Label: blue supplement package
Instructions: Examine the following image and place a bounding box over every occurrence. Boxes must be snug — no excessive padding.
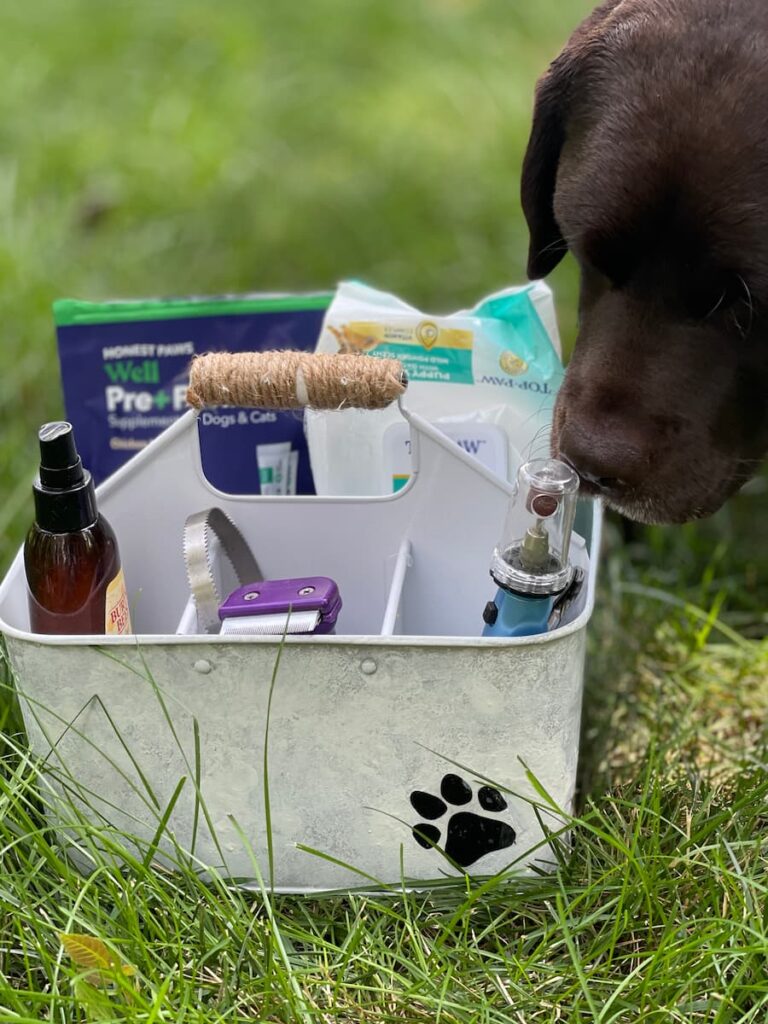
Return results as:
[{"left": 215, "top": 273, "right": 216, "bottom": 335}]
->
[{"left": 53, "top": 293, "right": 332, "bottom": 494}]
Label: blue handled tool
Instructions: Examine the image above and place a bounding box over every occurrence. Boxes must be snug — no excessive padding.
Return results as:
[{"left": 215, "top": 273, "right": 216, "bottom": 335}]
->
[{"left": 482, "top": 459, "right": 580, "bottom": 639}]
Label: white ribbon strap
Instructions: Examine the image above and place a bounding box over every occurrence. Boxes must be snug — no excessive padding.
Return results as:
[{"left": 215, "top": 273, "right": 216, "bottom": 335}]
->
[{"left": 183, "top": 507, "right": 262, "bottom": 634}]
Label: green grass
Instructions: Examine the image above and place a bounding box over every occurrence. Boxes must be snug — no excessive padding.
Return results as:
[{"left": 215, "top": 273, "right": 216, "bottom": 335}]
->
[
  {"left": 0, "top": 1, "right": 767, "bottom": 1021},
  {"left": 0, "top": 612, "right": 766, "bottom": 1022}
]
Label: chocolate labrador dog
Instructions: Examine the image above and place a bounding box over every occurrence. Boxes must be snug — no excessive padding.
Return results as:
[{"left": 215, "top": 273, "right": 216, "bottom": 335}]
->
[{"left": 522, "top": 0, "right": 768, "bottom": 523}]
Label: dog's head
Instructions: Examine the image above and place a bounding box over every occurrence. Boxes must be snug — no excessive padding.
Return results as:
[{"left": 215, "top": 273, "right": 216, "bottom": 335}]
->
[{"left": 522, "top": 0, "right": 768, "bottom": 523}]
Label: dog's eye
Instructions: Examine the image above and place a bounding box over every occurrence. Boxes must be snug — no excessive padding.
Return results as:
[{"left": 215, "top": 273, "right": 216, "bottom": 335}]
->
[{"left": 690, "top": 273, "right": 746, "bottom": 321}]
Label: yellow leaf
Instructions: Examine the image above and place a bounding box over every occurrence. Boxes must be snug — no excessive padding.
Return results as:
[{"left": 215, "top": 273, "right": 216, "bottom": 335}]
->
[
  {"left": 60, "top": 932, "right": 138, "bottom": 997},
  {"left": 59, "top": 933, "right": 115, "bottom": 971}
]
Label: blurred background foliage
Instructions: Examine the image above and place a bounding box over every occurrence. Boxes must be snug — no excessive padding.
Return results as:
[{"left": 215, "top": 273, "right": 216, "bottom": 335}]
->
[{"left": 0, "top": 0, "right": 766, "bottom": 632}]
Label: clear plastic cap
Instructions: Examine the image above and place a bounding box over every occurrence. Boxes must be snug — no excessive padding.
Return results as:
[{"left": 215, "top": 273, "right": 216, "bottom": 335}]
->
[{"left": 490, "top": 458, "right": 579, "bottom": 596}]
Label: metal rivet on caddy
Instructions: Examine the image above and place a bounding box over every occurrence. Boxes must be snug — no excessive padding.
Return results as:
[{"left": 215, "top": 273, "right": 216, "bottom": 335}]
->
[
  {"left": 244, "top": 592, "right": 260, "bottom": 601},
  {"left": 360, "top": 659, "right": 377, "bottom": 676},
  {"left": 194, "top": 659, "right": 213, "bottom": 675},
  {"left": 298, "top": 586, "right": 316, "bottom": 596}
]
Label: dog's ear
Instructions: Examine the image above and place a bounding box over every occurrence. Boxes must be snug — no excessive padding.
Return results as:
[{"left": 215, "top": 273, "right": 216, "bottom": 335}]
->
[
  {"left": 521, "top": 58, "right": 575, "bottom": 280},
  {"left": 522, "top": 1, "right": 624, "bottom": 278}
]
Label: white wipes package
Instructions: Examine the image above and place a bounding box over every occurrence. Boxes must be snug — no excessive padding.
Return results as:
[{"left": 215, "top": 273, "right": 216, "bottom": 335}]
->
[{"left": 305, "top": 281, "right": 564, "bottom": 495}]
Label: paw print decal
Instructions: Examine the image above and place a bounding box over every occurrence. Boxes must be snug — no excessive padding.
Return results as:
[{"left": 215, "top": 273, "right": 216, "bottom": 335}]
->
[{"left": 410, "top": 773, "right": 516, "bottom": 868}]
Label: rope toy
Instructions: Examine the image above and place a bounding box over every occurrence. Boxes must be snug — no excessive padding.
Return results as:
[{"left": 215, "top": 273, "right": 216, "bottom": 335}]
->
[{"left": 187, "top": 351, "right": 407, "bottom": 411}]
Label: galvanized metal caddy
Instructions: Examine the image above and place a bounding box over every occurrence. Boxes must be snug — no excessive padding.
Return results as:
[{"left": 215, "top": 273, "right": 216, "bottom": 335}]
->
[{"left": 0, "top": 390, "right": 601, "bottom": 892}]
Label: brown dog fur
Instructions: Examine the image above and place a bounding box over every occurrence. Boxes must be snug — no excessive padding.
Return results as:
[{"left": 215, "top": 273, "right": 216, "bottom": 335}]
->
[{"left": 522, "top": 0, "right": 768, "bottom": 523}]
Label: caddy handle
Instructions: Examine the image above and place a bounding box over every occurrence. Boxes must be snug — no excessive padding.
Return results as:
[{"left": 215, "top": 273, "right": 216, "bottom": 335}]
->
[{"left": 186, "top": 351, "right": 407, "bottom": 412}]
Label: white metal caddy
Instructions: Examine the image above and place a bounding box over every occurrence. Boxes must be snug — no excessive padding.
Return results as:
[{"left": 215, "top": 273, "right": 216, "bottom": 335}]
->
[{"left": 0, "top": 353, "right": 601, "bottom": 892}]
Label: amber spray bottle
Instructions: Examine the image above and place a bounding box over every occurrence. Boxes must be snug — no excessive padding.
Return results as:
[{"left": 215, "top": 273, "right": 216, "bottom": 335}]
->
[{"left": 24, "top": 422, "right": 132, "bottom": 635}]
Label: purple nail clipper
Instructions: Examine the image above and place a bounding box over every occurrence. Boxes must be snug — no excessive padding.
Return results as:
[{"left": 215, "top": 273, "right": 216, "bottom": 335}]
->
[{"left": 218, "top": 577, "right": 342, "bottom": 635}]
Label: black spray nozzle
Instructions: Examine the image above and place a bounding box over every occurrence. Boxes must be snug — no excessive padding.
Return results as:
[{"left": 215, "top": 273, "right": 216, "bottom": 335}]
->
[
  {"left": 38, "top": 422, "right": 86, "bottom": 490},
  {"left": 32, "top": 421, "right": 97, "bottom": 532}
]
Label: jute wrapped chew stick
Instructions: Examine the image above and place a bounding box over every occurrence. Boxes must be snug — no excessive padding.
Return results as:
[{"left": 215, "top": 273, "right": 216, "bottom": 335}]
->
[{"left": 186, "top": 351, "right": 407, "bottom": 411}]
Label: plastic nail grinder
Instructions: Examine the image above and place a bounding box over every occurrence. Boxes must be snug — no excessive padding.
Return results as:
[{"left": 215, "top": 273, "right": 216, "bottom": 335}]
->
[
  {"left": 218, "top": 577, "right": 342, "bottom": 636},
  {"left": 482, "top": 459, "right": 581, "bottom": 638}
]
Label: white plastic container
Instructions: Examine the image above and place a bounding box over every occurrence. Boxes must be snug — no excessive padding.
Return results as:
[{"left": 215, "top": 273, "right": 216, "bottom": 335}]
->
[{"left": 0, "top": 405, "right": 601, "bottom": 892}]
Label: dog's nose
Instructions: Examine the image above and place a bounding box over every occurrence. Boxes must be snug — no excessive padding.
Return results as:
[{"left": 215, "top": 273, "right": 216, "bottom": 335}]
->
[{"left": 558, "top": 417, "right": 652, "bottom": 494}]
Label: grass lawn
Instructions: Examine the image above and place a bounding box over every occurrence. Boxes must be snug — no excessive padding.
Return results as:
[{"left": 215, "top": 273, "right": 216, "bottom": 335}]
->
[{"left": 0, "top": 1, "right": 767, "bottom": 1020}]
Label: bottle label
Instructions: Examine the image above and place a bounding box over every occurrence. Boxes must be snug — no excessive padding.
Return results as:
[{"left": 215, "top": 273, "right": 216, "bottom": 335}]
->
[{"left": 105, "top": 568, "right": 132, "bottom": 635}]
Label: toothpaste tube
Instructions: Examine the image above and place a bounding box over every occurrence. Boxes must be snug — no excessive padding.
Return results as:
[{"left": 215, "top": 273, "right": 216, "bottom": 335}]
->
[{"left": 256, "top": 441, "right": 293, "bottom": 495}]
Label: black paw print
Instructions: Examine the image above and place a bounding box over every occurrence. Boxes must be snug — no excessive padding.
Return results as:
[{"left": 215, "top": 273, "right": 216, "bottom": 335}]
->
[{"left": 410, "top": 773, "right": 516, "bottom": 868}]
